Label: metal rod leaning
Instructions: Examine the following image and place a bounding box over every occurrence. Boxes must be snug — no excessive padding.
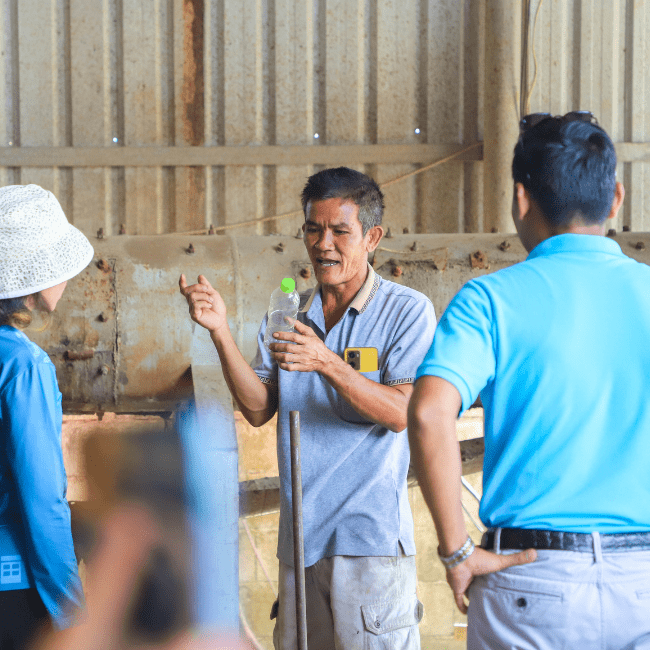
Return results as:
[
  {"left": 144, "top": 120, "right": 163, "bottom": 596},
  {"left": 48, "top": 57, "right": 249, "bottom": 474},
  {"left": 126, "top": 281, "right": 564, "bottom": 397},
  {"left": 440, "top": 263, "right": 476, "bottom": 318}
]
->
[{"left": 290, "top": 410, "right": 308, "bottom": 650}]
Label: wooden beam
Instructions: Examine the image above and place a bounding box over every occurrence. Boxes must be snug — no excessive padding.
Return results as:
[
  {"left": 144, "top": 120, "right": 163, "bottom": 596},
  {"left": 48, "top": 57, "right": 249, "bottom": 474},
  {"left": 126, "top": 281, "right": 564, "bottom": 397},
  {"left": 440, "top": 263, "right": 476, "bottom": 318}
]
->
[
  {"left": 1, "top": 142, "right": 648, "bottom": 168},
  {"left": 0, "top": 143, "right": 483, "bottom": 167}
]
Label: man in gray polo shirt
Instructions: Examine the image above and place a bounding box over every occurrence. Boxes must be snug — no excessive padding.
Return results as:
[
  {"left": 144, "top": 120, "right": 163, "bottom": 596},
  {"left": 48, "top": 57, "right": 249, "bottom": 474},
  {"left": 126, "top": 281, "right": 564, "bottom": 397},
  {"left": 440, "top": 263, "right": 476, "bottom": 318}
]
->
[{"left": 179, "top": 167, "right": 435, "bottom": 649}]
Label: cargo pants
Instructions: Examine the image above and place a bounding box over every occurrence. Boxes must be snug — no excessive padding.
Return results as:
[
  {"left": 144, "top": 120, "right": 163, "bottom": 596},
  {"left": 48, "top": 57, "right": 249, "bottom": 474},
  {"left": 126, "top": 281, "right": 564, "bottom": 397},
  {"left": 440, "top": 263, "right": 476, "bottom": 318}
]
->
[{"left": 273, "top": 553, "right": 423, "bottom": 650}]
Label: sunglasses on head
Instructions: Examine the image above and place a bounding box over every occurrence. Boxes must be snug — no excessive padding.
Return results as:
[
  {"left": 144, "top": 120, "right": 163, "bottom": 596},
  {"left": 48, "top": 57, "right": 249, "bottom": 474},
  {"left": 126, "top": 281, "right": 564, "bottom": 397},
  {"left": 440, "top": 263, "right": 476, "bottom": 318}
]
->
[{"left": 519, "top": 111, "right": 598, "bottom": 133}]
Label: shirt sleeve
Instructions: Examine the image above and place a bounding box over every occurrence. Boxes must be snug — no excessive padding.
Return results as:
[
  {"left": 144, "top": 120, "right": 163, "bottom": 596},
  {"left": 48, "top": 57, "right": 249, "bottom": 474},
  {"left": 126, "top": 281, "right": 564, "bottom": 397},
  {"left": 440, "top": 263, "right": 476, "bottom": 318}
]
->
[
  {"left": 250, "top": 313, "right": 278, "bottom": 385},
  {"left": 383, "top": 297, "right": 437, "bottom": 387},
  {"left": 415, "top": 280, "right": 496, "bottom": 414},
  {"left": 2, "top": 362, "right": 85, "bottom": 629}
]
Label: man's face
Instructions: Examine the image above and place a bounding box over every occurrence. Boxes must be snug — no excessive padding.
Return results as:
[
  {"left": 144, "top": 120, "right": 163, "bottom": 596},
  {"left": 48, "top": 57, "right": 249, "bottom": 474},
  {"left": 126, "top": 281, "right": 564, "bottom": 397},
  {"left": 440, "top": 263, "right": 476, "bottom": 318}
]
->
[{"left": 303, "top": 197, "right": 372, "bottom": 288}]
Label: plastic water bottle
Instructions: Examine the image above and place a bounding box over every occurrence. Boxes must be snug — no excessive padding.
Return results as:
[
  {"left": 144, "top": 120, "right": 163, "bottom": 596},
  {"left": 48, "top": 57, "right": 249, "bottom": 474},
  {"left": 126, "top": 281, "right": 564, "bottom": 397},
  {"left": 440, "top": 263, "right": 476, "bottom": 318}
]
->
[{"left": 264, "top": 277, "right": 300, "bottom": 350}]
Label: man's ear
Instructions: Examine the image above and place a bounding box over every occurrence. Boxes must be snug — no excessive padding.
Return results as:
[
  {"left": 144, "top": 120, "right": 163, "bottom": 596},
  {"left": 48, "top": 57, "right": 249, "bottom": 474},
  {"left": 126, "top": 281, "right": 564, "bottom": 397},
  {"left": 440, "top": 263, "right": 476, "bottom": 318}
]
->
[
  {"left": 515, "top": 183, "right": 531, "bottom": 223},
  {"left": 607, "top": 181, "right": 625, "bottom": 221},
  {"left": 366, "top": 225, "right": 384, "bottom": 252}
]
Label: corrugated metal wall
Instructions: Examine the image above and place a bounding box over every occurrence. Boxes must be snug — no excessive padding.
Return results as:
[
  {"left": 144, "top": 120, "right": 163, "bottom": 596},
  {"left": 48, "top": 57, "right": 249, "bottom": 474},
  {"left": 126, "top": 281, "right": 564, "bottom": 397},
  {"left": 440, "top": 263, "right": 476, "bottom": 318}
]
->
[
  {"left": 0, "top": 0, "right": 648, "bottom": 238},
  {"left": 524, "top": 0, "right": 650, "bottom": 232}
]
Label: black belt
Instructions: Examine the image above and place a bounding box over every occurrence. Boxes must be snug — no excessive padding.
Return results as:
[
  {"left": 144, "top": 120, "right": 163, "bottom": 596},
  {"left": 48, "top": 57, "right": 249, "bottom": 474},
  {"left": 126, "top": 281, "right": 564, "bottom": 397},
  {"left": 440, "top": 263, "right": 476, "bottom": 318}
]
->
[{"left": 481, "top": 528, "right": 650, "bottom": 553}]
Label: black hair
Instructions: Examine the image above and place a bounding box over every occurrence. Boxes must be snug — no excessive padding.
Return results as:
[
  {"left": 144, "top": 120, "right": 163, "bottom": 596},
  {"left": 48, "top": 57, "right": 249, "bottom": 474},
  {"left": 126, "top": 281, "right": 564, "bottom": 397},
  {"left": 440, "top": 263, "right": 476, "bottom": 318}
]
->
[
  {"left": 512, "top": 119, "right": 617, "bottom": 226},
  {"left": 300, "top": 167, "right": 384, "bottom": 236},
  {"left": 0, "top": 297, "right": 31, "bottom": 329}
]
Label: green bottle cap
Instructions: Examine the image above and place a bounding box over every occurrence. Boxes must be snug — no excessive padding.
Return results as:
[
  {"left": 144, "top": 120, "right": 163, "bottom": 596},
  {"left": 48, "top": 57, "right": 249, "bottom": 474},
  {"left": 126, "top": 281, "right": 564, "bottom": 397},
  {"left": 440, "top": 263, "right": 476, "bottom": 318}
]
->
[{"left": 280, "top": 277, "right": 295, "bottom": 293}]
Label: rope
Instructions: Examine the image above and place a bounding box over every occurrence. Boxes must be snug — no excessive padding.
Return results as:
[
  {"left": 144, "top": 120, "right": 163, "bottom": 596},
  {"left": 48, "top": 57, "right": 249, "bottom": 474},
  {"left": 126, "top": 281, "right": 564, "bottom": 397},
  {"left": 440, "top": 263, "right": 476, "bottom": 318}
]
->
[
  {"left": 178, "top": 208, "right": 304, "bottom": 236},
  {"left": 378, "top": 142, "right": 481, "bottom": 188},
  {"left": 171, "top": 142, "right": 482, "bottom": 236}
]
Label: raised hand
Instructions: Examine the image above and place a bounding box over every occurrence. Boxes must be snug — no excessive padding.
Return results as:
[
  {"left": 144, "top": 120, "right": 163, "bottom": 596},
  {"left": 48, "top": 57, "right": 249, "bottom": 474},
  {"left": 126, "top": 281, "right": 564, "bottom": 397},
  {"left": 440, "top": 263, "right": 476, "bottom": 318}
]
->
[{"left": 178, "top": 274, "right": 228, "bottom": 335}]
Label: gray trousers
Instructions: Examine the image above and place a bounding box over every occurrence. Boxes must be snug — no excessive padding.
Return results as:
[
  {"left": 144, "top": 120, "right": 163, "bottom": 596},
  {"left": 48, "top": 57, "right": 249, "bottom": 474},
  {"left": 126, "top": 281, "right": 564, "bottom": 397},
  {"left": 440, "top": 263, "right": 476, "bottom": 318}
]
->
[
  {"left": 273, "top": 554, "right": 423, "bottom": 650},
  {"left": 467, "top": 531, "right": 650, "bottom": 650}
]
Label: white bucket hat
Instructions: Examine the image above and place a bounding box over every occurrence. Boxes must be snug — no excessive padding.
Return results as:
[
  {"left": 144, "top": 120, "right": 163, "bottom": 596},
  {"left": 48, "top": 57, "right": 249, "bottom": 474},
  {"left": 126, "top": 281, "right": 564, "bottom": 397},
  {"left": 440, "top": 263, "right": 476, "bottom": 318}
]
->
[{"left": 0, "top": 184, "right": 95, "bottom": 299}]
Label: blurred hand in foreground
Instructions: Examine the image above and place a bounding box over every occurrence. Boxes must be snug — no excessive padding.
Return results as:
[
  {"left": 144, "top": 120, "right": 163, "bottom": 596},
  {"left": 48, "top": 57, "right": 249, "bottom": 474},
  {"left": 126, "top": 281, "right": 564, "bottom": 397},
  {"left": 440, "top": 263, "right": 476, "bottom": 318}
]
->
[{"left": 34, "top": 504, "right": 245, "bottom": 650}]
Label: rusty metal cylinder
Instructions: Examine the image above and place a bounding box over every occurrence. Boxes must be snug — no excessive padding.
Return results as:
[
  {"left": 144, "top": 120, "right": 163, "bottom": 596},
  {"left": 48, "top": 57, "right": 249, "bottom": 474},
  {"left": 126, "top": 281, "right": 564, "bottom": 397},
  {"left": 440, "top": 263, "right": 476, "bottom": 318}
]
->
[{"left": 25, "top": 232, "right": 650, "bottom": 414}]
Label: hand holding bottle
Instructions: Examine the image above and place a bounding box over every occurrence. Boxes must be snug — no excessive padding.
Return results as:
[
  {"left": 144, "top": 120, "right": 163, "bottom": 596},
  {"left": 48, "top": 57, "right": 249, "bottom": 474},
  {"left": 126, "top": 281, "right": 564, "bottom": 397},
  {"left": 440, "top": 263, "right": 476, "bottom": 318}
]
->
[{"left": 264, "top": 278, "right": 300, "bottom": 350}]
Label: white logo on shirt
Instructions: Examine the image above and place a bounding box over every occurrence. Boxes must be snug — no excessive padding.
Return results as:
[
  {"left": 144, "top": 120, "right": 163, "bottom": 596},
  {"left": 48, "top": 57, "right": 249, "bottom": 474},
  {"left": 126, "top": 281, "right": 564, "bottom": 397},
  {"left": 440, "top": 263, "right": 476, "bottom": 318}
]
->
[{"left": 1, "top": 555, "right": 22, "bottom": 584}]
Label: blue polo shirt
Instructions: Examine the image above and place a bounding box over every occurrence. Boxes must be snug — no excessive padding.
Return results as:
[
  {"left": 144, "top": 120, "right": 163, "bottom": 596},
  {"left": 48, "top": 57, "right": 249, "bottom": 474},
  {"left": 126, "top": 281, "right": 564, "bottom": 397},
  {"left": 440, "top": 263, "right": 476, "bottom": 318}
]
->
[
  {"left": 0, "top": 325, "right": 84, "bottom": 628},
  {"left": 252, "top": 265, "right": 436, "bottom": 567},
  {"left": 416, "top": 234, "right": 650, "bottom": 533}
]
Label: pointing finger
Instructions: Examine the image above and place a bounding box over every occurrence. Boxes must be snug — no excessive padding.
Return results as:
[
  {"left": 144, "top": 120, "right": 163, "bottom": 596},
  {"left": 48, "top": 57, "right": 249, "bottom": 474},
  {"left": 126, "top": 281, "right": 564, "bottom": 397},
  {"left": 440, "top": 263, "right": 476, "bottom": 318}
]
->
[{"left": 179, "top": 273, "right": 187, "bottom": 292}]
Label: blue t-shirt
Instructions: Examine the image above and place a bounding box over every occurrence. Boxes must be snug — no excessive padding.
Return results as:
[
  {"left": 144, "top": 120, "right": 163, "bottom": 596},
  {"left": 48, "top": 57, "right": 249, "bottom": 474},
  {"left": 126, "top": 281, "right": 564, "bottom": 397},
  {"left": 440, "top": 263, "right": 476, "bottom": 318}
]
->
[
  {"left": 252, "top": 265, "right": 436, "bottom": 567},
  {"left": 416, "top": 234, "right": 650, "bottom": 533},
  {"left": 0, "top": 325, "right": 84, "bottom": 628}
]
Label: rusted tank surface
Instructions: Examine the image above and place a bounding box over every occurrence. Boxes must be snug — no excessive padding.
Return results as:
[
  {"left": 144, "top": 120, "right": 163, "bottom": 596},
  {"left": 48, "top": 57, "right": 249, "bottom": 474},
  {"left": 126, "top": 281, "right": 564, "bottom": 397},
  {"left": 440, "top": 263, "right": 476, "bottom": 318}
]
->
[{"left": 26, "top": 232, "right": 650, "bottom": 414}]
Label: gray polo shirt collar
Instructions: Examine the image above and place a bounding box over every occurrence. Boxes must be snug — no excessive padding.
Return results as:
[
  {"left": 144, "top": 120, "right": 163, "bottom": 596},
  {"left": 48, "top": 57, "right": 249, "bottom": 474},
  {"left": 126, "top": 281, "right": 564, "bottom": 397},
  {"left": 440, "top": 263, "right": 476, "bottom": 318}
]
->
[{"left": 300, "top": 263, "right": 380, "bottom": 333}]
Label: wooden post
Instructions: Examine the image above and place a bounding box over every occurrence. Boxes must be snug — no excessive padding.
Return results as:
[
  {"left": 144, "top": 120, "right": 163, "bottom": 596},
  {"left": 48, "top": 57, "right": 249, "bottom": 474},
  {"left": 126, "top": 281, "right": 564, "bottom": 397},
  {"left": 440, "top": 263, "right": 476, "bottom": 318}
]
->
[{"left": 484, "top": 0, "right": 521, "bottom": 234}]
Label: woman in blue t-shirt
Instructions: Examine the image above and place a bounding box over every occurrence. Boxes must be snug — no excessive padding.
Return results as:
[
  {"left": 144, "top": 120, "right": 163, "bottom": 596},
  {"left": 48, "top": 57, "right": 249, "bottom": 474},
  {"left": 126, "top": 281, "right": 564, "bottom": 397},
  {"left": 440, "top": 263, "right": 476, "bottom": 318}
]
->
[{"left": 0, "top": 184, "right": 94, "bottom": 649}]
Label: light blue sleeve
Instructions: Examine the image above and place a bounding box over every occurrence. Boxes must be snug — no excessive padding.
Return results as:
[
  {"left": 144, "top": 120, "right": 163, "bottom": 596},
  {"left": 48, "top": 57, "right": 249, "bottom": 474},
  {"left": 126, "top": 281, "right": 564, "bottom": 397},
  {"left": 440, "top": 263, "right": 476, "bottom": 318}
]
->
[
  {"left": 383, "top": 297, "right": 437, "bottom": 386},
  {"left": 415, "top": 280, "right": 496, "bottom": 413},
  {"left": 250, "top": 313, "right": 278, "bottom": 385},
  {"left": 3, "top": 362, "right": 85, "bottom": 629}
]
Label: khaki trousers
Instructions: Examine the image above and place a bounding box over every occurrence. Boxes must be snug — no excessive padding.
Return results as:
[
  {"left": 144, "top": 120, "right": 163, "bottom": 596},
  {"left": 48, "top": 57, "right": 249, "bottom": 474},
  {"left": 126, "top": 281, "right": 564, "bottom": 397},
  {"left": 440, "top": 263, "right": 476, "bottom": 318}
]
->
[
  {"left": 468, "top": 537, "right": 650, "bottom": 650},
  {"left": 273, "top": 554, "right": 423, "bottom": 650}
]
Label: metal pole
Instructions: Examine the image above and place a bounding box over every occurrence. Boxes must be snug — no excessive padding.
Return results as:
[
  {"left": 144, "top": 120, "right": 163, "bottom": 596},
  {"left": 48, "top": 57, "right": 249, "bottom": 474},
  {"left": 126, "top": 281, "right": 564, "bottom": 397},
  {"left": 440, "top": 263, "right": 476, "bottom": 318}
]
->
[{"left": 290, "top": 410, "right": 308, "bottom": 650}]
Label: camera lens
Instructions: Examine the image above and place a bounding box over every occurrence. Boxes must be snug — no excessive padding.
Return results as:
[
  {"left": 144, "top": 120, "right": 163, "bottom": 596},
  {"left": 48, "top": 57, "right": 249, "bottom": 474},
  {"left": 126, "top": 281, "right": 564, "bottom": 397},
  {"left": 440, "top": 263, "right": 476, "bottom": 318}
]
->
[{"left": 348, "top": 351, "right": 357, "bottom": 358}]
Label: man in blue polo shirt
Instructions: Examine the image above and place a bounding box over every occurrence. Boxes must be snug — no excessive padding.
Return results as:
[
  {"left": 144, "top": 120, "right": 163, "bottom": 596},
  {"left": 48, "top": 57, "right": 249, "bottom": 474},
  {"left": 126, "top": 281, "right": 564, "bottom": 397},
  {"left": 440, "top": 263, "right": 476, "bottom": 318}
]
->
[
  {"left": 180, "top": 167, "right": 435, "bottom": 650},
  {"left": 408, "top": 113, "right": 650, "bottom": 649}
]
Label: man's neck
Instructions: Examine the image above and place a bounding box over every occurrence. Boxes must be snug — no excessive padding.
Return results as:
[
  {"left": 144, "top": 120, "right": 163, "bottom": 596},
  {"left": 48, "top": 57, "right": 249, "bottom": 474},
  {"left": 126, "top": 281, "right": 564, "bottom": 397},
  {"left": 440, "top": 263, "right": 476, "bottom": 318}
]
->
[
  {"left": 525, "top": 216, "right": 608, "bottom": 252},
  {"left": 320, "top": 265, "right": 369, "bottom": 330},
  {"left": 554, "top": 222, "right": 607, "bottom": 237}
]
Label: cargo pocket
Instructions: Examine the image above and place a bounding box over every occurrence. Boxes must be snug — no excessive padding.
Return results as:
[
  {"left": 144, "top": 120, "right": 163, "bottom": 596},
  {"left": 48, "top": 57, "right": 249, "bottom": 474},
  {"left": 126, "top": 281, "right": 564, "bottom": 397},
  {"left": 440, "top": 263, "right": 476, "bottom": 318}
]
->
[{"left": 361, "top": 596, "right": 423, "bottom": 649}]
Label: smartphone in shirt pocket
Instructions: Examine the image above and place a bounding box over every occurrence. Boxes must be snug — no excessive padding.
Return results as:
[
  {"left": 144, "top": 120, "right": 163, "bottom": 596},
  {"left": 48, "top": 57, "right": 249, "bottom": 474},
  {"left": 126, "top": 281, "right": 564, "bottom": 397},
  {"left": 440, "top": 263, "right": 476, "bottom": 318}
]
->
[
  {"left": 339, "top": 348, "right": 381, "bottom": 423},
  {"left": 344, "top": 347, "right": 378, "bottom": 372}
]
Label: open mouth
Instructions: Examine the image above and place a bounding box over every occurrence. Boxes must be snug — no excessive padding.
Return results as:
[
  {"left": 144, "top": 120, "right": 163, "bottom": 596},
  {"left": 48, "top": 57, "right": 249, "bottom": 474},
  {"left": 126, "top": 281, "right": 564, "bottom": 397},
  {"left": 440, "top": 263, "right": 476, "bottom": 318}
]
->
[{"left": 317, "top": 259, "right": 340, "bottom": 268}]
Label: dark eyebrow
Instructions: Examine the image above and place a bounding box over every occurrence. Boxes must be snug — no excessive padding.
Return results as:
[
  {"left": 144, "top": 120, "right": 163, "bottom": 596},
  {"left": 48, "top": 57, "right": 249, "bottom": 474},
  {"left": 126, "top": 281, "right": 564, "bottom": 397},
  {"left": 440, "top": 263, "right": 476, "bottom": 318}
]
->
[{"left": 304, "top": 220, "right": 350, "bottom": 229}]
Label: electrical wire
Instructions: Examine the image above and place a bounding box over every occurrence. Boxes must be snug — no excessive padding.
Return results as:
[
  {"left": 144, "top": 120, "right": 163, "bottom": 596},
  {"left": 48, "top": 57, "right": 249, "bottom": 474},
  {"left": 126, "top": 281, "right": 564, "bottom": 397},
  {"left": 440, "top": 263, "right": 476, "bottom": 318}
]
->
[
  {"left": 239, "top": 519, "right": 278, "bottom": 649},
  {"left": 461, "top": 476, "right": 482, "bottom": 503},
  {"left": 522, "top": 0, "right": 545, "bottom": 118},
  {"left": 239, "top": 603, "right": 267, "bottom": 650},
  {"left": 242, "top": 519, "right": 277, "bottom": 597},
  {"left": 461, "top": 500, "right": 486, "bottom": 534},
  {"left": 520, "top": 0, "right": 531, "bottom": 120}
]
